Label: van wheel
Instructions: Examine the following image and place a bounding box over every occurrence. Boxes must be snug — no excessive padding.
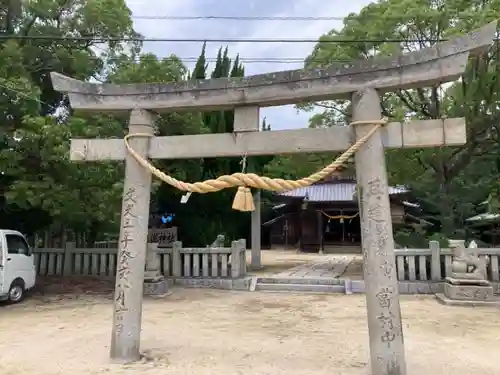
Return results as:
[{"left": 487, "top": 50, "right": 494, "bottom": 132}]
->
[{"left": 7, "top": 280, "right": 25, "bottom": 304}]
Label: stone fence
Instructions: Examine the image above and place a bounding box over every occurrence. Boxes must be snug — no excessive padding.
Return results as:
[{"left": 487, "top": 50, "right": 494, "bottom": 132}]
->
[
  {"left": 394, "top": 241, "right": 500, "bottom": 282},
  {"left": 32, "top": 240, "right": 500, "bottom": 283},
  {"left": 33, "top": 239, "right": 247, "bottom": 279}
]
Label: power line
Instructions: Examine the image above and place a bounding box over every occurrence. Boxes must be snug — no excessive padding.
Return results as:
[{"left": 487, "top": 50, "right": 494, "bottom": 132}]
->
[
  {"left": 130, "top": 15, "right": 476, "bottom": 21},
  {"left": 24, "top": 51, "right": 367, "bottom": 64},
  {"left": 0, "top": 35, "right": 447, "bottom": 43},
  {"left": 82, "top": 56, "right": 334, "bottom": 64},
  {"left": 34, "top": 55, "right": 346, "bottom": 65},
  {"left": 132, "top": 15, "right": 348, "bottom": 21}
]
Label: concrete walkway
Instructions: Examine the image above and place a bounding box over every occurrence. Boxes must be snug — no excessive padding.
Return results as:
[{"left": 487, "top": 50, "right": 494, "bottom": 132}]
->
[{"left": 274, "top": 255, "right": 356, "bottom": 278}]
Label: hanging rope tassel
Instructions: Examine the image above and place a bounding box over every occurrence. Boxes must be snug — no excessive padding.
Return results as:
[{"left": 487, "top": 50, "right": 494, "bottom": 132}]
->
[
  {"left": 232, "top": 186, "right": 255, "bottom": 211},
  {"left": 231, "top": 155, "right": 256, "bottom": 211}
]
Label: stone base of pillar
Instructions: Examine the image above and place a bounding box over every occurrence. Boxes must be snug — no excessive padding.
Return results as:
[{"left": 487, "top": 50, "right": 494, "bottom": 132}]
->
[
  {"left": 143, "top": 277, "right": 168, "bottom": 296},
  {"left": 435, "top": 293, "right": 500, "bottom": 307},
  {"left": 444, "top": 281, "right": 494, "bottom": 300},
  {"left": 249, "top": 264, "right": 264, "bottom": 271},
  {"left": 435, "top": 280, "right": 500, "bottom": 306}
]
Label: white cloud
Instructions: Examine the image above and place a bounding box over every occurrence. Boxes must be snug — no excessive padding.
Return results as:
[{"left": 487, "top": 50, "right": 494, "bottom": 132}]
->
[{"left": 125, "top": 0, "right": 373, "bottom": 130}]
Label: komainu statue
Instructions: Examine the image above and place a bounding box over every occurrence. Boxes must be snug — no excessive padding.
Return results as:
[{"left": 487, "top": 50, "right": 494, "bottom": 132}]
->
[
  {"left": 450, "top": 241, "right": 484, "bottom": 280},
  {"left": 439, "top": 239, "right": 494, "bottom": 304},
  {"left": 209, "top": 234, "right": 225, "bottom": 248}
]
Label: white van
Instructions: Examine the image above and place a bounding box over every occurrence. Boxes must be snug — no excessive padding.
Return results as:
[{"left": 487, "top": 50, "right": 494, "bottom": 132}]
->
[{"left": 0, "top": 230, "right": 36, "bottom": 303}]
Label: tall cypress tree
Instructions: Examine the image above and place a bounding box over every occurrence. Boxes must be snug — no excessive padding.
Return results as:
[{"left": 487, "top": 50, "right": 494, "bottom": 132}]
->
[
  {"left": 192, "top": 42, "right": 207, "bottom": 79},
  {"left": 211, "top": 47, "right": 223, "bottom": 79}
]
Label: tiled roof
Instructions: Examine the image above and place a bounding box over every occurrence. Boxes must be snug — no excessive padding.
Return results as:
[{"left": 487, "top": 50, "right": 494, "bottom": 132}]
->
[
  {"left": 466, "top": 213, "right": 500, "bottom": 222},
  {"left": 278, "top": 182, "right": 409, "bottom": 202}
]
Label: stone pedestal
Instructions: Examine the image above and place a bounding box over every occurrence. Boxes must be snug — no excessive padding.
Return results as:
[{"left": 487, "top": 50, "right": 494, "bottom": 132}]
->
[
  {"left": 143, "top": 278, "right": 168, "bottom": 296},
  {"left": 436, "top": 277, "right": 500, "bottom": 307},
  {"left": 444, "top": 282, "right": 493, "bottom": 301}
]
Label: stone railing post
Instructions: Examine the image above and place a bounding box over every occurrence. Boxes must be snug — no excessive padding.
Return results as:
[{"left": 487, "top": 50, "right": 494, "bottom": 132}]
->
[
  {"left": 231, "top": 240, "right": 241, "bottom": 278},
  {"left": 239, "top": 238, "right": 247, "bottom": 276},
  {"left": 172, "top": 241, "right": 182, "bottom": 278},
  {"left": 143, "top": 243, "right": 167, "bottom": 296},
  {"left": 63, "top": 242, "right": 75, "bottom": 276},
  {"left": 144, "top": 243, "right": 161, "bottom": 278},
  {"left": 430, "top": 241, "right": 441, "bottom": 281},
  {"left": 251, "top": 191, "right": 262, "bottom": 269}
]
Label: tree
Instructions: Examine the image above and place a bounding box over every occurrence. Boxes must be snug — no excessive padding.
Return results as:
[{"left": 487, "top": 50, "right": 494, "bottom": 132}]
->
[
  {"left": 300, "top": 0, "right": 500, "bottom": 237},
  {"left": 0, "top": 0, "right": 140, "bottom": 240}
]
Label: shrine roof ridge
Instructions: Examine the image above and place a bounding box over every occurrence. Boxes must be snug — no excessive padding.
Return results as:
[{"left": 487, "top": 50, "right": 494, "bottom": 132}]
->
[{"left": 51, "top": 21, "right": 497, "bottom": 113}]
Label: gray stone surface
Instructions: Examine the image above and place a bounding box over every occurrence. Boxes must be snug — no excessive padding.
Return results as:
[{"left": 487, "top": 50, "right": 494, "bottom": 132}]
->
[
  {"left": 234, "top": 106, "right": 260, "bottom": 132},
  {"left": 49, "top": 22, "right": 497, "bottom": 112},
  {"left": 345, "top": 279, "right": 353, "bottom": 295},
  {"left": 348, "top": 280, "right": 500, "bottom": 295},
  {"left": 209, "top": 234, "right": 225, "bottom": 247},
  {"left": 143, "top": 279, "right": 168, "bottom": 296},
  {"left": 144, "top": 243, "right": 162, "bottom": 281},
  {"left": 252, "top": 278, "right": 450, "bottom": 295},
  {"left": 110, "top": 109, "right": 156, "bottom": 363},
  {"left": 251, "top": 191, "right": 262, "bottom": 269},
  {"left": 255, "top": 283, "right": 344, "bottom": 293},
  {"left": 444, "top": 283, "right": 494, "bottom": 300},
  {"left": 249, "top": 276, "right": 258, "bottom": 292},
  {"left": 448, "top": 240, "right": 486, "bottom": 281},
  {"left": 275, "top": 256, "right": 354, "bottom": 278},
  {"left": 349, "top": 281, "right": 444, "bottom": 295},
  {"left": 257, "top": 277, "right": 343, "bottom": 285},
  {"left": 435, "top": 293, "right": 500, "bottom": 307},
  {"left": 445, "top": 277, "right": 490, "bottom": 286},
  {"left": 353, "top": 88, "right": 407, "bottom": 375},
  {"left": 68, "top": 118, "right": 466, "bottom": 161},
  {"left": 166, "top": 274, "right": 500, "bottom": 297},
  {"left": 173, "top": 277, "right": 252, "bottom": 291}
]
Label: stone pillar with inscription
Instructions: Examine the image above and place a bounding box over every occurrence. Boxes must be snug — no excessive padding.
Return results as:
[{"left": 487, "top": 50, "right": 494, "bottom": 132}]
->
[
  {"left": 353, "top": 89, "right": 407, "bottom": 375},
  {"left": 110, "top": 109, "right": 156, "bottom": 363}
]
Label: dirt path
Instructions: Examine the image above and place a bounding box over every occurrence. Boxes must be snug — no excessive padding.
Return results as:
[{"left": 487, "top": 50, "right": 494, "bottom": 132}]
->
[{"left": 0, "top": 289, "right": 498, "bottom": 375}]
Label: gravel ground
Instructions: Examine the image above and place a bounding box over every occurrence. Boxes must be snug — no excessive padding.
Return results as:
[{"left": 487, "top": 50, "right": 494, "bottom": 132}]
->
[{"left": 0, "top": 287, "right": 498, "bottom": 375}]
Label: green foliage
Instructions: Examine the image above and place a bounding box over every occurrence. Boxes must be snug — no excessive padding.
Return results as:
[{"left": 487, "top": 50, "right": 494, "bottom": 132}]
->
[
  {"left": 297, "top": 0, "right": 500, "bottom": 237},
  {"left": 0, "top": 0, "right": 137, "bottom": 236},
  {"left": 394, "top": 228, "right": 450, "bottom": 248}
]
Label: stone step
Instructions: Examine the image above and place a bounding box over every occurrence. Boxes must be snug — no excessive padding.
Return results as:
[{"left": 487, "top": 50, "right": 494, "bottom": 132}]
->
[
  {"left": 255, "top": 282, "right": 345, "bottom": 294},
  {"left": 257, "top": 277, "right": 344, "bottom": 285}
]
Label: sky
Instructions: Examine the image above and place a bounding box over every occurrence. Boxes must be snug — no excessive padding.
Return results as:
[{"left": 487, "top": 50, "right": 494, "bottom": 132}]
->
[{"left": 124, "top": 0, "right": 373, "bottom": 130}]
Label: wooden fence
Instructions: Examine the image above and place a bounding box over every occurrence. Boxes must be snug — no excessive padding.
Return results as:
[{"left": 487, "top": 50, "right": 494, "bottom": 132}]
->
[
  {"left": 394, "top": 241, "right": 500, "bottom": 282},
  {"left": 33, "top": 239, "right": 247, "bottom": 279}
]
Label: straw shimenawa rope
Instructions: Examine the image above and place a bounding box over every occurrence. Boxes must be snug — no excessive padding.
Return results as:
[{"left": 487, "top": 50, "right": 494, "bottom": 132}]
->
[{"left": 124, "top": 118, "right": 388, "bottom": 212}]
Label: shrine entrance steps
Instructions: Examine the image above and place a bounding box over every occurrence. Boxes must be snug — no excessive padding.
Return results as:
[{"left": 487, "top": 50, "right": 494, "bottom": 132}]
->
[
  {"left": 253, "top": 276, "right": 347, "bottom": 293},
  {"left": 252, "top": 255, "right": 358, "bottom": 293}
]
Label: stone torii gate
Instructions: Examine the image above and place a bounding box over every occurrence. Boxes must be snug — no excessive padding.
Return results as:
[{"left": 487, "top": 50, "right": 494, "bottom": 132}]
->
[{"left": 50, "top": 22, "right": 496, "bottom": 375}]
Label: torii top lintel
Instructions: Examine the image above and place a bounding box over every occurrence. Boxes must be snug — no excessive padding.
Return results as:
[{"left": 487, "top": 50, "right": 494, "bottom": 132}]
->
[{"left": 51, "top": 22, "right": 497, "bottom": 114}]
